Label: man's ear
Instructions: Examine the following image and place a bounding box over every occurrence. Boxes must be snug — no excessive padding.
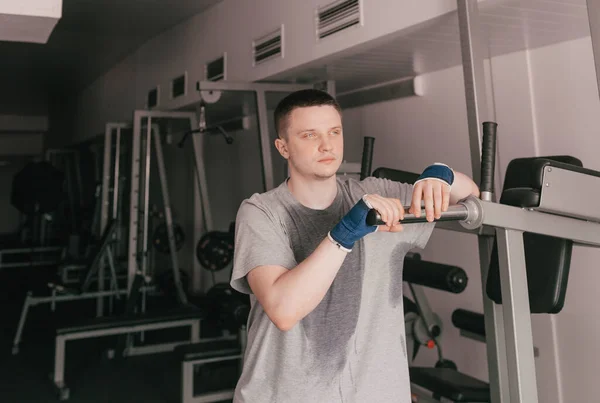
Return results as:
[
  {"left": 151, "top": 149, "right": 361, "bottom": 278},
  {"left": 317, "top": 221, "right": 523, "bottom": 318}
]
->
[{"left": 274, "top": 137, "right": 289, "bottom": 159}]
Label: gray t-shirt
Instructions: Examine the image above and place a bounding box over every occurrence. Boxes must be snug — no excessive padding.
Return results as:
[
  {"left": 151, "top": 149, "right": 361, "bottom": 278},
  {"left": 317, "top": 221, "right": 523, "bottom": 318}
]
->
[{"left": 230, "top": 176, "right": 435, "bottom": 403}]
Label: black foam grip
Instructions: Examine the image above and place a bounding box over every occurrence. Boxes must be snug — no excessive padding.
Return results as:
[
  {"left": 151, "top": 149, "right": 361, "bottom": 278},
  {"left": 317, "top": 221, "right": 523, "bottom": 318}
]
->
[
  {"left": 403, "top": 257, "right": 468, "bottom": 293},
  {"left": 481, "top": 121, "right": 497, "bottom": 193},
  {"left": 451, "top": 309, "right": 486, "bottom": 338},
  {"left": 360, "top": 136, "right": 375, "bottom": 180}
]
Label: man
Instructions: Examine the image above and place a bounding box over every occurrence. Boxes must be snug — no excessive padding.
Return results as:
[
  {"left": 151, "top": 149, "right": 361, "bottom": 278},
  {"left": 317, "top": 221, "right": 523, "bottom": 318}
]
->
[{"left": 230, "top": 89, "right": 479, "bottom": 402}]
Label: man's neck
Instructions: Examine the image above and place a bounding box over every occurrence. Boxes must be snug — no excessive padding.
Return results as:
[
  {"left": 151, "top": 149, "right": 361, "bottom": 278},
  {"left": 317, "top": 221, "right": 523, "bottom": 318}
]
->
[{"left": 287, "top": 174, "right": 338, "bottom": 210}]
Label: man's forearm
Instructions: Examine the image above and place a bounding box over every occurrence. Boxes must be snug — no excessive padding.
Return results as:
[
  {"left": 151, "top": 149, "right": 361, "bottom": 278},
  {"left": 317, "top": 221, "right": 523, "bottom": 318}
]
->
[
  {"left": 269, "top": 237, "right": 348, "bottom": 331},
  {"left": 450, "top": 171, "right": 480, "bottom": 204}
]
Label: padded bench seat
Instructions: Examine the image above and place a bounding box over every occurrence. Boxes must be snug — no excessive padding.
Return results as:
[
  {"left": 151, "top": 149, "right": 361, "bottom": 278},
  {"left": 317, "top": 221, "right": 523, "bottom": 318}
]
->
[
  {"left": 410, "top": 367, "right": 490, "bottom": 402},
  {"left": 174, "top": 339, "right": 241, "bottom": 362},
  {"left": 57, "top": 307, "right": 203, "bottom": 335}
]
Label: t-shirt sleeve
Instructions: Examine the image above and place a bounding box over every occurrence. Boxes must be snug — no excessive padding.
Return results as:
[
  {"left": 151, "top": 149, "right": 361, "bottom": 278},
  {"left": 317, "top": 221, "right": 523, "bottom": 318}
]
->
[
  {"left": 360, "top": 177, "right": 436, "bottom": 250},
  {"left": 230, "top": 199, "right": 297, "bottom": 295}
]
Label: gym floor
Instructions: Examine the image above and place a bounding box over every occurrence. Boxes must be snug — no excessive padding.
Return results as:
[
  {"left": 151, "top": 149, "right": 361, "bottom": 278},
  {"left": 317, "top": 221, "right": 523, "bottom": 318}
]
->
[{"left": 0, "top": 265, "right": 236, "bottom": 403}]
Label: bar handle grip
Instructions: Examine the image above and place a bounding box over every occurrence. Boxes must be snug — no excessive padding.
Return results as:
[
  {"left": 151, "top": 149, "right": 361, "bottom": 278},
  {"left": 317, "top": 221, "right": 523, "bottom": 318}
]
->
[
  {"left": 480, "top": 121, "right": 497, "bottom": 195},
  {"left": 360, "top": 136, "right": 375, "bottom": 180}
]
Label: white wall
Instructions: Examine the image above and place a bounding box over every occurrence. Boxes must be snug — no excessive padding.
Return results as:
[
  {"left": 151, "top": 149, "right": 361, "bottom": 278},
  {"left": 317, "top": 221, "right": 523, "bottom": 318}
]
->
[{"left": 528, "top": 36, "right": 600, "bottom": 403}]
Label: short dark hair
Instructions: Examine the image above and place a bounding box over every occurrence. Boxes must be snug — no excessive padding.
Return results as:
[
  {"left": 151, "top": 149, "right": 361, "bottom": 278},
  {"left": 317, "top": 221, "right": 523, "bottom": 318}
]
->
[{"left": 273, "top": 89, "right": 342, "bottom": 138}]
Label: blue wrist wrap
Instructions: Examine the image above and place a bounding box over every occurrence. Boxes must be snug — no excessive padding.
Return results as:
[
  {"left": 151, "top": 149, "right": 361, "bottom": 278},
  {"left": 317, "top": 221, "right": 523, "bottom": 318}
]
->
[
  {"left": 415, "top": 163, "right": 455, "bottom": 186},
  {"left": 329, "top": 197, "right": 377, "bottom": 251}
]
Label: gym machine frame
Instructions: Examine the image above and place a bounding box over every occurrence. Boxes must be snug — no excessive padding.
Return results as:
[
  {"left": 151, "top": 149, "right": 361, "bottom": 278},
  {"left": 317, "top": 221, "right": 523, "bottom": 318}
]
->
[{"left": 370, "top": 2, "right": 600, "bottom": 402}]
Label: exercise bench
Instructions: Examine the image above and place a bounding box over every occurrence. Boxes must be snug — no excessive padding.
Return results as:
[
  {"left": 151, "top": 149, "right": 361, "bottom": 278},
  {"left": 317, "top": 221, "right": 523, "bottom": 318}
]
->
[
  {"left": 51, "top": 273, "right": 203, "bottom": 400},
  {"left": 174, "top": 325, "right": 247, "bottom": 403}
]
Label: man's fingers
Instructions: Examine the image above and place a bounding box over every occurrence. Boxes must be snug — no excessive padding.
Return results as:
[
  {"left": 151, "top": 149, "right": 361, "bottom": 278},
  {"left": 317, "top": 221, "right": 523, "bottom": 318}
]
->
[
  {"left": 411, "top": 183, "right": 423, "bottom": 217},
  {"left": 424, "top": 183, "right": 434, "bottom": 222},
  {"left": 433, "top": 184, "right": 442, "bottom": 219},
  {"left": 442, "top": 185, "right": 451, "bottom": 212}
]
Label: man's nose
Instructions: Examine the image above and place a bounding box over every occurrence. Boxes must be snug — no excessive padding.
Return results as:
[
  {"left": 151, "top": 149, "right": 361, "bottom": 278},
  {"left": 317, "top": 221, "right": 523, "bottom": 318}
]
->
[{"left": 319, "top": 135, "right": 333, "bottom": 151}]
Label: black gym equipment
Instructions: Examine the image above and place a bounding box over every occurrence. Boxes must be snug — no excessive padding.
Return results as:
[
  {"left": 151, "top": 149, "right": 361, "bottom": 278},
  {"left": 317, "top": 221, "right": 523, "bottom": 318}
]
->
[
  {"left": 153, "top": 222, "right": 186, "bottom": 253},
  {"left": 205, "top": 283, "right": 250, "bottom": 332},
  {"left": 11, "top": 161, "right": 65, "bottom": 215},
  {"left": 401, "top": 252, "right": 490, "bottom": 402},
  {"left": 196, "top": 230, "right": 234, "bottom": 272}
]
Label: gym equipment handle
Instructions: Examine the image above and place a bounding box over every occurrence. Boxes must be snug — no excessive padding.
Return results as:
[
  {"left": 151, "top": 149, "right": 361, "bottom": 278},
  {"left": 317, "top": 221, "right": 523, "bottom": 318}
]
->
[
  {"left": 404, "top": 258, "right": 468, "bottom": 294},
  {"left": 480, "top": 121, "right": 497, "bottom": 196},
  {"left": 366, "top": 204, "right": 469, "bottom": 226},
  {"left": 360, "top": 136, "right": 375, "bottom": 180}
]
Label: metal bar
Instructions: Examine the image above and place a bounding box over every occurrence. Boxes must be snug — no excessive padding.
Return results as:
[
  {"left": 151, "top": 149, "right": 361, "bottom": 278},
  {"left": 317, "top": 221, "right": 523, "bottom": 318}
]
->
[
  {"left": 54, "top": 335, "right": 66, "bottom": 385},
  {"left": 457, "top": 0, "right": 490, "bottom": 188},
  {"left": 481, "top": 201, "right": 600, "bottom": 247},
  {"left": 125, "top": 341, "right": 200, "bottom": 357},
  {"left": 182, "top": 361, "right": 194, "bottom": 403},
  {"left": 152, "top": 127, "right": 188, "bottom": 305},
  {"left": 457, "top": 1, "right": 508, "bottom": 401},
  {"left": 12, "top": 293, "right": 32, "bottom": 354},
  {"left": 190, "top": 124, "right": 214, "bottom": 231},
  {"left": 141, "top": 122, "right": 153, "bottom": 284},
  {"left": 62, "top": 318, "right": 201, "bottom": 341},
  {"left": 477, "top": 235, "right": 510, "bottom": 403},
  {"left": 495, "top": 229, "right": 539, "bottom": 403},
  {"left": 587, "top": 0, "right": 600, "bottom": 102},
  {"left": 255, "top": 90, "right": 275, "bottom": 191},
  {"left": 197, "top": 80, "right": 312, "bottom": 93},
  {"left": 101, "top": 125, "right": 113, "bottom": 234},
  {"left": 113, "top": 127, "right": 122, "bottom": 220},
  {"left": 128, "top": 113, "right": 143, "bottom": 292}
]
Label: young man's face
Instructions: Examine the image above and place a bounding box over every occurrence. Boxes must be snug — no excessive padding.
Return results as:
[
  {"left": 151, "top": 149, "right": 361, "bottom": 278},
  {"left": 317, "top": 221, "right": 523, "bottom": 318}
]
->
[{"left": 276, "top": 105, "right": 344, "bottom": 181}]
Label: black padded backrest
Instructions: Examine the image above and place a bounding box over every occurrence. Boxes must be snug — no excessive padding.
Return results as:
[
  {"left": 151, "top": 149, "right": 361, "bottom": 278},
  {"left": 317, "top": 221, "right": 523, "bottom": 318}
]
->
[
  {"left": 372, "top": 167, "right": 419, "bottom": 185},
  {"left": 486, "top": 156, "right": 576, "bottom": 314}
]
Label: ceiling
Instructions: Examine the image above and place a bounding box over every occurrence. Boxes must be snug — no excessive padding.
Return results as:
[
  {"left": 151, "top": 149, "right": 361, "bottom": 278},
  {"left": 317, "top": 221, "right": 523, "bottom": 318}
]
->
[
  {"left": 0, "top": 0, "right": 222, "bottom": 95},
  {"left": 271, "top": 0, "right": 593, "bottom": 94}
]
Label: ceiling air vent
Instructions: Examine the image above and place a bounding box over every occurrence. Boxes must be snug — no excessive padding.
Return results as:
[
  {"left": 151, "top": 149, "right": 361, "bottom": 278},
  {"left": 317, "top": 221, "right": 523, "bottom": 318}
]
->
[
  {"left": 205, "top": 54, "right": 226, "bottom": 81},
  {"left": 253, "top": 26, "right": 284, "bottom": 65},
  {"left": 317, "top": 0, "right": 361, "bottom": 40}
]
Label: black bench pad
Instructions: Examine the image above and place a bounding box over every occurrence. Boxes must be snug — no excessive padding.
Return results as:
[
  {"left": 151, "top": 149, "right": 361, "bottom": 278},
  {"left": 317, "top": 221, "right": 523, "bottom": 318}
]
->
[
  {"left": 452, "top": 309, "right": 485, "bottom": 338},
  {"left": 57, "top": 307, "right": 203, "bottom": 335},
  {"left": 174, "top": 340, "right": 241, "bottom": 361},
  {"left": 410, "top": 367, "right": 490, "bottom": 402}
]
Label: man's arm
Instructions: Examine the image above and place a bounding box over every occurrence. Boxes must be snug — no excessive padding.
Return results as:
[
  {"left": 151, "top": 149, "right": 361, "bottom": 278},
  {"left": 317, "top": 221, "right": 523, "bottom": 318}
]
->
[
  {"left": 449, "top": 170, "right": 480, "bottom": 204},
  {"left": 244, "top": 196, "right": 394, "bottom": 332},
  {"left": 248, "top": 238, "right": 347, "bottom": 332}
]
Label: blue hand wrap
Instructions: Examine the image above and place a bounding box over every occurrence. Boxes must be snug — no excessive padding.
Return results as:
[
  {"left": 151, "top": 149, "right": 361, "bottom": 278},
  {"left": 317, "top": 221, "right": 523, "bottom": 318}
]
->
[
  {"left": 415, "top": 163, "right": 455, "bottom": 186},
  {"left": 328, "top": 197, "right": 377, "bottom": 252}
]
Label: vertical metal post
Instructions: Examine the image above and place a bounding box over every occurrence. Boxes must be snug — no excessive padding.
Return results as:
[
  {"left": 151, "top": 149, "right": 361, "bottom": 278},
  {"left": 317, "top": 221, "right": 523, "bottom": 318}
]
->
[
  {"left": 113, "top": 128, "right": 122, "bottom": 220},
  {"left": 255, "top": 90, "right": 275, "bottom": 191},
  {"left": 152, "top": 127, "right": 188, "bottom": 305},
  {"left": 141, "top": 122, "right": 153, "bottom": 286},
  {"left": 127, "top": 114, "right": 143, "bottom": 292},
  {"left": 101, "top": 125, "right": 113, "bottom": 236},
  {"left": 587, "top": 0, "right": 600, "bottom": 101},
  {"left": 190, "top": 127, "right": 214, "bottom": 232},
  {"left": 457, "top": 1, "right": 509, "bottom": 401},
  {"left": 495, "top": 229, "right": 539, "bottom": 403}
]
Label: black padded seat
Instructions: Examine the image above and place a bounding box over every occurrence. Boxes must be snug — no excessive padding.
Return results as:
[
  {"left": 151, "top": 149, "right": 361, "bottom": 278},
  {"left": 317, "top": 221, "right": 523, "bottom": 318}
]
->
[
  {"left": 174, "top": 339, "right": 241, "bottom": 361},
  {"left": 410, "top": 367, "right": 490, "bottom": 402},
  {"left": 57, "top": 307, "right": 203, "bottom": 335}
]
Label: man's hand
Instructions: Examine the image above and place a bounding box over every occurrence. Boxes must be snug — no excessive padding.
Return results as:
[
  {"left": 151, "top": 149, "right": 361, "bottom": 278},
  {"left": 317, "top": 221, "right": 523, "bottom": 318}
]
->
[
  {"left": 409, "top": 179, "right": 451, "bottom": 222},
  {"left": 363, "top": 194, "right": 405, "bottom": 232}
]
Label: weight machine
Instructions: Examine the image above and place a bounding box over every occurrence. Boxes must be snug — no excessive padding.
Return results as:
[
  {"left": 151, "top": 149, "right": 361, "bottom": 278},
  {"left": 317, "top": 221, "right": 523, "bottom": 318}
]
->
[
  {"left": 11, "top": 123, "right": 135, "bottom": 354},
  {"left": 366, "top": 119, "right": 600, "bottom": 403}
]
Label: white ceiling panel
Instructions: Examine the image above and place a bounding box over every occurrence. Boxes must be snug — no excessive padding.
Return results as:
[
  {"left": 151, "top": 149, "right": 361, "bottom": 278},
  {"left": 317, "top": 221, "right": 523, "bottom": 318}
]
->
[{"left": 271, "top": 0, "right": 592, "bottom": 94}]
